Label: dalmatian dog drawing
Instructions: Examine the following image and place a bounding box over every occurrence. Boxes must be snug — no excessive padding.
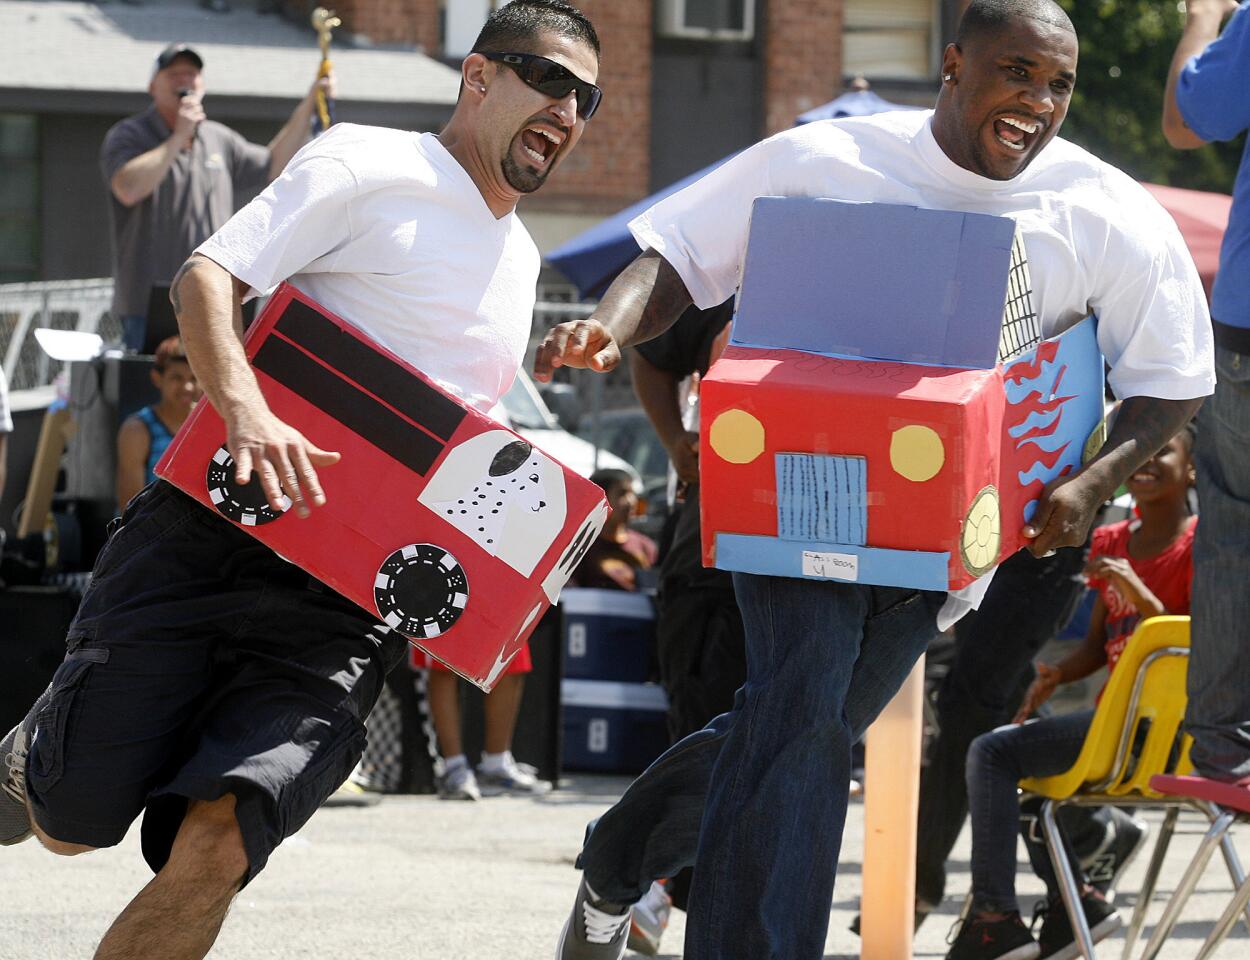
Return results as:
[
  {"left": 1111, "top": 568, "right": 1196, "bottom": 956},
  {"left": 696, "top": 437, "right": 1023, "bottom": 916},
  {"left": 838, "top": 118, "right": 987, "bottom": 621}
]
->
[{"left": 419, "top": 430, "right": 569, "bottom": 578}]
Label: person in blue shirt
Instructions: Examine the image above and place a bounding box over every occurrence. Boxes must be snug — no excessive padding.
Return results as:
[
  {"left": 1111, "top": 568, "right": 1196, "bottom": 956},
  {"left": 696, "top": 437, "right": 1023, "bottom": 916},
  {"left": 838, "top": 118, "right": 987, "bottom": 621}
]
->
[
  {"left": 1164, "top": 0, "right": 1250, "bottom": 785},
  {"left": 115, "top": 336, "right": 200, "bottom": 508}
]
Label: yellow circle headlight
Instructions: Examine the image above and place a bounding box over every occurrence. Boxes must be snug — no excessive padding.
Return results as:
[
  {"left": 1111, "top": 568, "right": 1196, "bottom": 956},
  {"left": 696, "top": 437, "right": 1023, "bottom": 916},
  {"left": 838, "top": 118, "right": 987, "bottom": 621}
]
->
[
  {"left": 960, "top": 485, "right": 1001, "bottom": 577},
  {"left": 890, "top": 424, "right": 945, "bottom": 482},
  {"left": 1083, "top": 419, "right": 1107, "bottom": 465},
  {"left": 709, "top": 409, "right": 766, "bottom": 465}
]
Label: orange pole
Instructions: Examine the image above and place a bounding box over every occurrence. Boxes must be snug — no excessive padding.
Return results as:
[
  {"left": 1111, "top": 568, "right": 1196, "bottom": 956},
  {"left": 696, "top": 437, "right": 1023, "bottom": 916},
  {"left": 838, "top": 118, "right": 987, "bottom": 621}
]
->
[{"left": 860, "top": 654, "right": 925, "bottom": 959}]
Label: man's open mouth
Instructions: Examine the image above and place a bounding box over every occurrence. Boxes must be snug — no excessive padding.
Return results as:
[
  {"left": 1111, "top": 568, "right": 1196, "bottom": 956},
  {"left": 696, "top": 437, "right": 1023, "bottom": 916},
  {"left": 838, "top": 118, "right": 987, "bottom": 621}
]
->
[
  {"left": 519, "top": 124, "right": 564, "bottom": 166},
  {"left": 992, "top": 115, "right": 1043, "bottom": 154}
]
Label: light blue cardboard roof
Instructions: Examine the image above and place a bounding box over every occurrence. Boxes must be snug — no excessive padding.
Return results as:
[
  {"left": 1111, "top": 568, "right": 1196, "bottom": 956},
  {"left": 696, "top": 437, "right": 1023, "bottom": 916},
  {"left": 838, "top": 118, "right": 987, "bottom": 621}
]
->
[{"left": 731, "top": 198, "right": 1017, "bottom": 370}]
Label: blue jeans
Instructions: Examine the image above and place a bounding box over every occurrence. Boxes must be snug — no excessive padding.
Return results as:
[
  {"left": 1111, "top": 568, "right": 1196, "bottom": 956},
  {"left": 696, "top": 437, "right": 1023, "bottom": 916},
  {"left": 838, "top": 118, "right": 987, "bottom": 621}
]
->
[
  {"left": 966, "top": 709, "right": 1093, "bottom": 913},
  {"left": 579, "top": 574, "right": 945, "bottom": 960},
  {"left": 915, "top": 545, "right": 1090, "bottom": 907},
  {"left": 1188, "top": 345, "right": 1250, "bottom": 780}
]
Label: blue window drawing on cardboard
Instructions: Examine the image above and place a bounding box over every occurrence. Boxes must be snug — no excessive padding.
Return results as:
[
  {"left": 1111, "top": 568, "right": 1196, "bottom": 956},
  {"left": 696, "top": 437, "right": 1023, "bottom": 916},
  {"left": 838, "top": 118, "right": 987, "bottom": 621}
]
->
[{"left": 776, "top": 453, "right": 867, "bottom": 546}]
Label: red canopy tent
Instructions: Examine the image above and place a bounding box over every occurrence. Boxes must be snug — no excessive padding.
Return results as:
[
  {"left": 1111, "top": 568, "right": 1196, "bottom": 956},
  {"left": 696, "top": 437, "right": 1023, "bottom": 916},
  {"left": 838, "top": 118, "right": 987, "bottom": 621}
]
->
[{"left": 1141, "top": 182, "right": 1233, "bottom": 303}]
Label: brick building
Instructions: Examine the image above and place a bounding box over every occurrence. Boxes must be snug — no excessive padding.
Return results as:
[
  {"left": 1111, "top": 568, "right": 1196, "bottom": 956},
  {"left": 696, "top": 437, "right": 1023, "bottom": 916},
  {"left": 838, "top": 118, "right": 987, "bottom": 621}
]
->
[
  {"left": 0, "top": 0, "right": 968, "bottom": 286},
  {"left": 314, "top": 0, "right": 970, "bottom": 257}
]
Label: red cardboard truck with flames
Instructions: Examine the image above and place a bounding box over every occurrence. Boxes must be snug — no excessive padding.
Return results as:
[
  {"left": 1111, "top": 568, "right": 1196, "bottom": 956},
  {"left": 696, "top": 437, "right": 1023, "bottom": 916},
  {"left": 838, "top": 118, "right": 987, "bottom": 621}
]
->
[{"left": 699, "top": 199, "right": 1105, "bottom": 591}]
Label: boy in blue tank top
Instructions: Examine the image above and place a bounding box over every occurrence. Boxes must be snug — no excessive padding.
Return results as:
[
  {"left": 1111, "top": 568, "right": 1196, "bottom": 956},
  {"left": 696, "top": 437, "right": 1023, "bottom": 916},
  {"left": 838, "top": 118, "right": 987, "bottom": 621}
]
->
[{"left": 116, "top": 336, "right": 200, "bottom": 507}]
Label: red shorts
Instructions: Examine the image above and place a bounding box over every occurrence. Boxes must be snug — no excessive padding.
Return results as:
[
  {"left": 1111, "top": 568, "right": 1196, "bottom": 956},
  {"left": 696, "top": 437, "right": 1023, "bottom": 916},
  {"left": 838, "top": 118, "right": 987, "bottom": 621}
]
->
[{"left": 410, "top": 641, "right": 532, "bottom": 675}]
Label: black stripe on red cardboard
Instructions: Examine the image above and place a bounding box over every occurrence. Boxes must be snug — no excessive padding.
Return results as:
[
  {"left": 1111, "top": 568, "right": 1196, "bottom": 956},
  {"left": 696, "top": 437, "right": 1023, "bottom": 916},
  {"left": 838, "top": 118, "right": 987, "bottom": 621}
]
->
[
  {"left": 274, "top": 298, "right": 466, "bottom": 441},
  {"left": 253, "top": 336, "right": 444, "bottom": 476}
]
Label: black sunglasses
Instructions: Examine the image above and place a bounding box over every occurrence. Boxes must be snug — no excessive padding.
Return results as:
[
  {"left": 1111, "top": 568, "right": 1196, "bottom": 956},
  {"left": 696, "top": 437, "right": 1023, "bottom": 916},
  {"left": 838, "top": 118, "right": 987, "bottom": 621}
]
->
[{"left": 481, "top": 52, "right": 603, "bottom": 121}]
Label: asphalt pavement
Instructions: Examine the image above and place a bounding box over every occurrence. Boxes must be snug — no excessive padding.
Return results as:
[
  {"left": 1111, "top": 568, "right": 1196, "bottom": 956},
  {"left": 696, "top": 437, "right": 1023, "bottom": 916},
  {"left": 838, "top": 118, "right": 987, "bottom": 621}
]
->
[{"left": 1, "top": 774, "right": 1246, "bottom": 958}]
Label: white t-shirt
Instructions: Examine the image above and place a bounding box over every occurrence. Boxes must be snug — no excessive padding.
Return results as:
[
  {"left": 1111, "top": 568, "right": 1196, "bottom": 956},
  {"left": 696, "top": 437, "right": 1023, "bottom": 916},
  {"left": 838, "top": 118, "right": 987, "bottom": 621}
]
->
[
  {"left": 630, "top": 110, "right": 1215, "bottom": 626},
  {"left": 198, "top": 124, "right": 541, "bottom": 413}
]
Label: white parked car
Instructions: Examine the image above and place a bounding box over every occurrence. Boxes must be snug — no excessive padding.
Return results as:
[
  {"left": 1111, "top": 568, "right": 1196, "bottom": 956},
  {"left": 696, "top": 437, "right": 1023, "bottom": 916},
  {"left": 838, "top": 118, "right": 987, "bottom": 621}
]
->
[{"left": 495, "top": 371, "right": 641, "bottom": 486}]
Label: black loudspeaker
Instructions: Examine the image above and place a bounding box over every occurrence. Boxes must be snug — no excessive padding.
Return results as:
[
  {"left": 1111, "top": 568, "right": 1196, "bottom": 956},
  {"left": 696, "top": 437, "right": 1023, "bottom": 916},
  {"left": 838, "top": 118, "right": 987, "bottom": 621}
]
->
[{"left": 0, "top": 586, "right": 76, "bottom": 732}]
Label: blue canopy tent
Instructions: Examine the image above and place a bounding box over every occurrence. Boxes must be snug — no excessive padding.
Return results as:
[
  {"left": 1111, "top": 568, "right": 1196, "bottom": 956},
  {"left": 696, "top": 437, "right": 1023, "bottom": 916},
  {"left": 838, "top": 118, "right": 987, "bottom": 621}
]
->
[
  {"left": 545, "top": 91, "right": 925, "bottom": 299},
  {"left": 794, "top": 88, "right": 923, "bottom": 125}
]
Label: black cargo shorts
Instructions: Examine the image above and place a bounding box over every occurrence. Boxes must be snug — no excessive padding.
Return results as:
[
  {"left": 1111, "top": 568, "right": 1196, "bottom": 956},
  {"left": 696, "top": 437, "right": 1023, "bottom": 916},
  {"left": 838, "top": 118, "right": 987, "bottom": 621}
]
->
[{"left": 25, "top": 480, "right": 407, "bottom": 884}]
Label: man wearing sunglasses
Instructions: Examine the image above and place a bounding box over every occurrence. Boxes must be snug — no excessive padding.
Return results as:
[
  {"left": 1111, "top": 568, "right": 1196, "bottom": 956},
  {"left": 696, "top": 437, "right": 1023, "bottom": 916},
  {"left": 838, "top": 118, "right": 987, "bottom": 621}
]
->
[
  {"left": 0, "top": 3, "right": 601, "bottom": 959},
  {"left": 542, "top": 1, "right": 1213, "bottom": 958}
]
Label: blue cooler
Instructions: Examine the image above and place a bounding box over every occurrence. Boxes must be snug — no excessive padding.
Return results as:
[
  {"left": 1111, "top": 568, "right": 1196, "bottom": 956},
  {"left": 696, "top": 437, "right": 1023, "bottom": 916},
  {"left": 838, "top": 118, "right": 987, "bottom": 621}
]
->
[
  {"left": 561, "top": 679, "right": 670, "bottom": 773},
  {"left": 560, "top": 588, "right": 656, "bottom": 682}
]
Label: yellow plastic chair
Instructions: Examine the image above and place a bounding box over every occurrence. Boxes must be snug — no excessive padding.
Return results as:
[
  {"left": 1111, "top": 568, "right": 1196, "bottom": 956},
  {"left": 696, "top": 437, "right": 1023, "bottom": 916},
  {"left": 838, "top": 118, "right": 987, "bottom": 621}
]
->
[{"left": 1018, "top": 617, "right": 1250, "bottom": 960}]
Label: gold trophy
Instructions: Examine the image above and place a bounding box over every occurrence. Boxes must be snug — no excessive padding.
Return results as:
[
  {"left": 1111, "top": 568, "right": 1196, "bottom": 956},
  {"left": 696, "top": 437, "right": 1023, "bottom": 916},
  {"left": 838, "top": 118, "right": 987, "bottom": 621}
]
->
[{"left": 311, "top": 7, "right": 341, "bottom": 132}]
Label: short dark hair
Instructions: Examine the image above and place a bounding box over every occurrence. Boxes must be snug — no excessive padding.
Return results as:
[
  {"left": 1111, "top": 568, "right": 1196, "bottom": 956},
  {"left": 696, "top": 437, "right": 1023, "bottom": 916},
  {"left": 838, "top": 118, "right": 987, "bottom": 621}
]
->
[
  {"left": 956, "top": 0, "right": 1075, "bottom": 46},
  {"left": 471, "top": 0, "right": 600, "bottom": 58},
  {"left": 590, "top": 468, "right": 634, "bottom": 497},
  {"left": 153, "top": 335, "right": 188, "bottom": 372}
]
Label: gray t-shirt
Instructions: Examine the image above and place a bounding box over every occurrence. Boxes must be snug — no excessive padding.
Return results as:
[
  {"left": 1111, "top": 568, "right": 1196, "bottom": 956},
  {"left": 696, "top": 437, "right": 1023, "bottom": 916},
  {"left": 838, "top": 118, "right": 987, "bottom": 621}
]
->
[{"left": 100, "top": 106, "right": 270, "bottom": 318}]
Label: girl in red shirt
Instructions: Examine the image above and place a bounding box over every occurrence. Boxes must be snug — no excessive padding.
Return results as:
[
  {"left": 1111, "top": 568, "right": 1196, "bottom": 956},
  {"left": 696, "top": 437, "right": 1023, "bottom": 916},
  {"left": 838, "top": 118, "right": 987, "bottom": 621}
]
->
[{"left": 947, "top": 422, "right": 1196, "bottom": 960}]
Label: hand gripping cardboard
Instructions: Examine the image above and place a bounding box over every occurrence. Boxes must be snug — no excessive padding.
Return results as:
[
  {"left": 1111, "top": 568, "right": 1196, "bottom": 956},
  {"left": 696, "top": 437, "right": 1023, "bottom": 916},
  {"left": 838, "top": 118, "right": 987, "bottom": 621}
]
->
[
  {"left": 156, "top": 284, "right": 609, "bottom": 690},
  {"left": 700, "top": 198, "right": 1105, "bottom": 591}
]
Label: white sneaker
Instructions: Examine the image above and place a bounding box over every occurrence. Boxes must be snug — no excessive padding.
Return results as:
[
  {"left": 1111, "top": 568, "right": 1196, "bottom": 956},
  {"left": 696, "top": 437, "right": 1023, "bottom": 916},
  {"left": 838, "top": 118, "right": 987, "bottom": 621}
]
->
[
  {"left": 628, "top": 880, "right": 672, "bottom": 956},
  {"left": 437, "top": 763, "right": 481, "bottom": 801},
  {"left": 477, "top": 752, "right": 552, "bottom": 796},
  {"left": 1, "top": 720, "right": 33, "bottom": 846},
  {"left": 321, "top": 778, "right": 383, "bottom": 808},
  {"left": 557, "top": 877, "right": 631, "bottom": 960},
  {"left": 0, "top": 688, "right": 50, "bottom": 847}
]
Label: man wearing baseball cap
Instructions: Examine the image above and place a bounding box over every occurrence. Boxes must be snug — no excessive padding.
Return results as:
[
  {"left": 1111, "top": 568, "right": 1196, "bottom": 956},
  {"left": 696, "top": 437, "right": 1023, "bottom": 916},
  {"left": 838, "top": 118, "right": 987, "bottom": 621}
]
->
[{"left": 101, "top": 43, "right": 332, "bottom": 352}]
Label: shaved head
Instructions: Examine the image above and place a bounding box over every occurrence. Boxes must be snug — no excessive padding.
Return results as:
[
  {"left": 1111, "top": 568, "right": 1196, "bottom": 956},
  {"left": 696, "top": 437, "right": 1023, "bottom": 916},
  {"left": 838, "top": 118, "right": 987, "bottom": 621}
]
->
[
  {"left": 933, "top": 0, "right": 1078, "bottom": 180},
  {"left": 957, "top": 0, "right": 1075, "bottom": 46}
]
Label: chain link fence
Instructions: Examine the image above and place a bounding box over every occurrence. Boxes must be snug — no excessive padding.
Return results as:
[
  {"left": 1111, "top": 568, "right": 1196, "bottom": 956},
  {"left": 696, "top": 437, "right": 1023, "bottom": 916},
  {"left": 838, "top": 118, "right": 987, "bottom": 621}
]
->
[
  {"left": 530, "top": 286, "right": 638, "bottom": 413},
  {"left": 0, "top": 278, "right": 638, "bottom": 413}
]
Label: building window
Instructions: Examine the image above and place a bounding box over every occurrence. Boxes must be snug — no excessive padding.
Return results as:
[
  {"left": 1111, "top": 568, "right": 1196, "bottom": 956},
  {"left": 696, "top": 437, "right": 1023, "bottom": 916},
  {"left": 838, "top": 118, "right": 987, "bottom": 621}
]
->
[
  {"left": 0, "top": 114, "right": 39, "bottom": 283},
  {"left": 656, "top": 0, "right": 756, "bottom": 41},
  {"left": 843, "top": 0, "right": 939, "bottom": 81},
  {"left": 442, "top": 0, "right": 493, "bottom": 58}
]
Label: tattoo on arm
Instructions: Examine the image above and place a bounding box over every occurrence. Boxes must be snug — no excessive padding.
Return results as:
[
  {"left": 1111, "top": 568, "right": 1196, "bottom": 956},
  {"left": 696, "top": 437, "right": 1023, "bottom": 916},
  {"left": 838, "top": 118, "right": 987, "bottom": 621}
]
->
[
  {"left": 1095, "top": 395, "right": 1204, "bottom": 489},
  {"left": 169, "top": 255, "right": 209, "bottom": 317},
  {"left": 598, "top": 252, "right": 693, "bottom": 350},
  {"left": 631, "top": 258, "right": 695, "bottom": 346}
]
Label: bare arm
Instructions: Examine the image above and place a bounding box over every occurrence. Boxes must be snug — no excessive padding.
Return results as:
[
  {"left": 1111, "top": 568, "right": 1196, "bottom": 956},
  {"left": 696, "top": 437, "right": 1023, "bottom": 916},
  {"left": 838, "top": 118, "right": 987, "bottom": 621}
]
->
[
  {"left": 533, "top": 250, "right": 694, "bottom": 381},
  {"left": 1023, "top": 395, "right": 1204, "bottom": 555},
  {"left": 110, "top": 100, "right": 202, "bottom": 206},
  {"left": 169, "top": 254, "right": 340, "bottom": 515},
  {"left": 267, "top": 74, "right": 333, "bottom": 179},
  {"left": 1083, "top": 555, "right": 1169, "bottom": 618},
  {"left": 629, "top": 349, "right": 698, "bottom": 485},
  {"left": 1055, "top": 595, "right": 1112, "bottom": 683},
  {"left": 1013, "top": 596, "right": 1110, "bottom": 722},
  {"left": 1163, "top": 0, "right": 1240, "bottom": 149},
  {"left": 115, "top": 417, "right": 151, "bottom": 508}
]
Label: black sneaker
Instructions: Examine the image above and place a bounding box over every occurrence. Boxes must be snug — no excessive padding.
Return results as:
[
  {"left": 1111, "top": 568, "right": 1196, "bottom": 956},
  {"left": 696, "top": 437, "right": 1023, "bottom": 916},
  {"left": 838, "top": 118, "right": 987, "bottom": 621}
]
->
[
  {"left": 1032, "top": 893, "right": 1122, "bottom": 960},
  {"left": 1082, "top": 812, "right": 1148, "bottom": 903},
  {"left": 945, "top": 911, "right": 1040, "bottom": 960}
]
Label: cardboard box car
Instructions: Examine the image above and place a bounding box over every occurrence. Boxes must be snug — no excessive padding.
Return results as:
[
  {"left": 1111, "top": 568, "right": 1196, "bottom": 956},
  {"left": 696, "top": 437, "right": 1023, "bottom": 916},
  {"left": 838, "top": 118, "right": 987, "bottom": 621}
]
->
[
  {"left": 700, "top": 198, "right": 1105, "bottom": 591},
  {"left": 157, "top": 284, "right": 609, "bottom": 690}
]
